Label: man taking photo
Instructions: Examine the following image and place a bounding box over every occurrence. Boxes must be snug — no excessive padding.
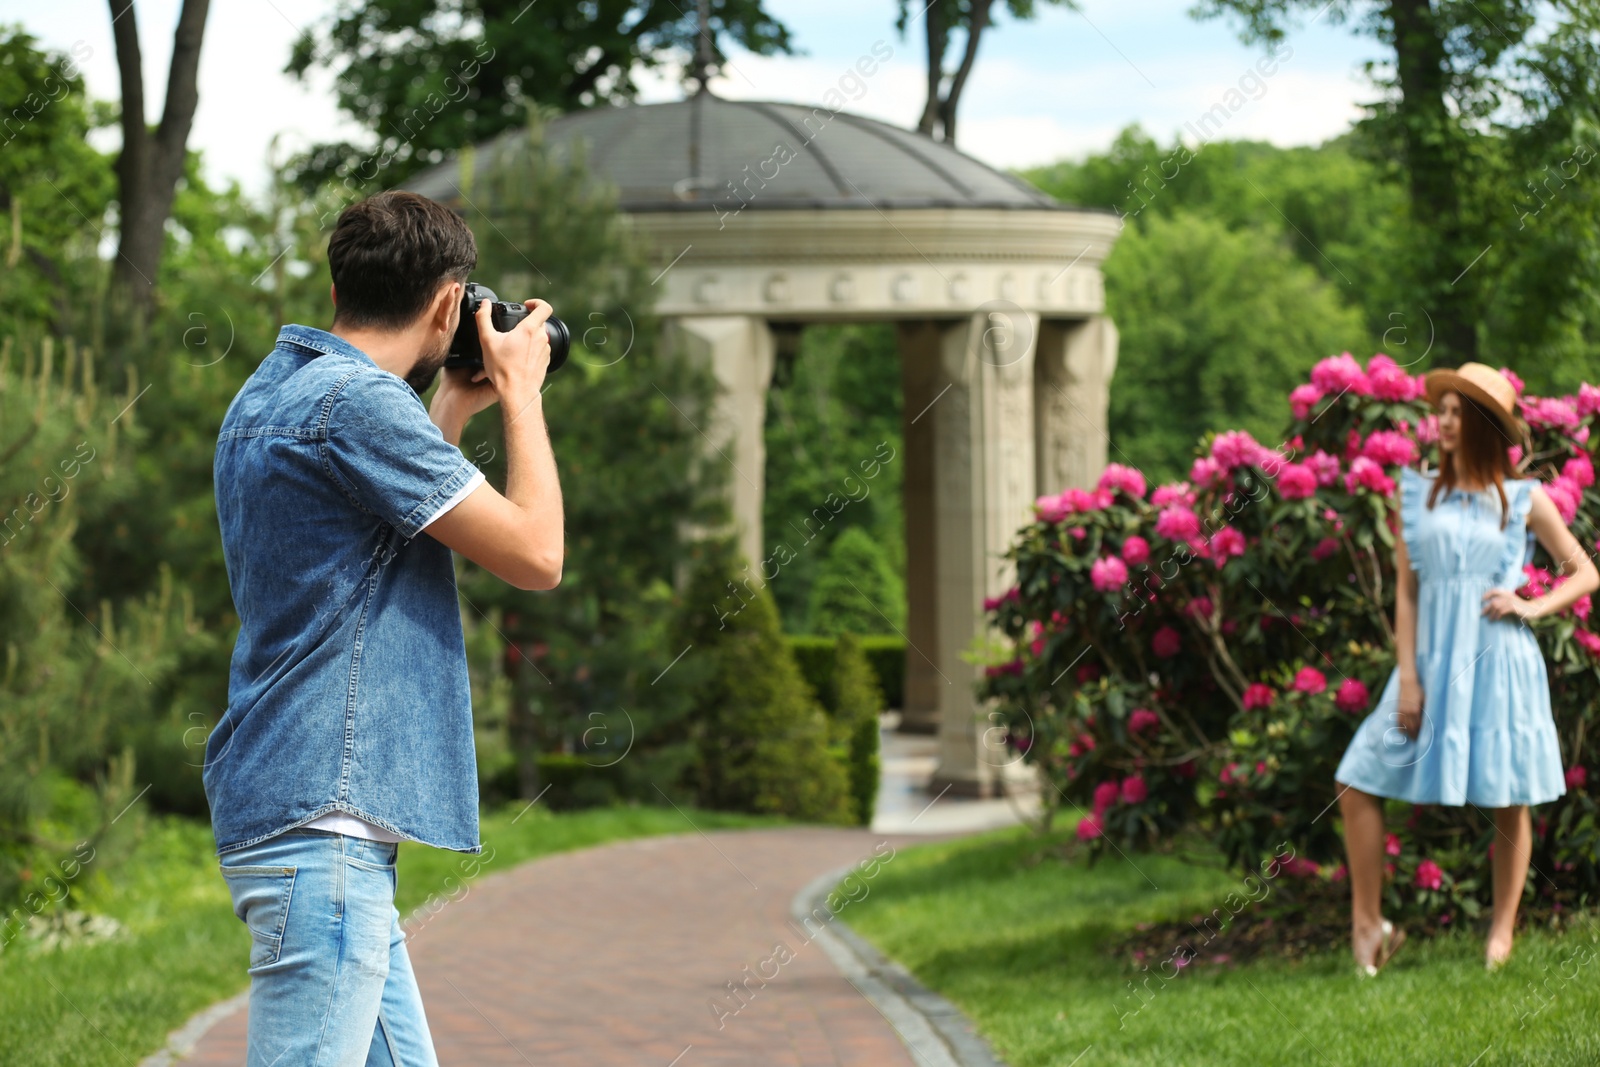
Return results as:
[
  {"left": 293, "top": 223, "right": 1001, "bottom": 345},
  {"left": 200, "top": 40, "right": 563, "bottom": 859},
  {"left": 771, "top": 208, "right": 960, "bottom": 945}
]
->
[{"left": 204, "top": 189, "right": 563, "bottom": 1066}]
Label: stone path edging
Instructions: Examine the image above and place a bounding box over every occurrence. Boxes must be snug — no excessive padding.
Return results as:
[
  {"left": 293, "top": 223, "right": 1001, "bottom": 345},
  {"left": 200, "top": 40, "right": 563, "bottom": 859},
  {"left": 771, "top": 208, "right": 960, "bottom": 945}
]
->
[
  {"left": 136, "top": 991, "right": 247, "bottom": 1067},
  {"left": 792, "top": 864, "right": 1008, "bottom": 1067}
]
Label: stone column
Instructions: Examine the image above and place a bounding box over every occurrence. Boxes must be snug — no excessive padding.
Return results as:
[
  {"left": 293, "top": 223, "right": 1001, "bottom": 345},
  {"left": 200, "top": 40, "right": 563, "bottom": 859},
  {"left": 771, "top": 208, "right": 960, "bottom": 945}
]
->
[
  {"left": 896, "top": 323, "right": 944, "bottom": 734},
  {"left": 1035, "top": 315, "right": 1119, "bottom": 493},
  {"left": 663, "top": 316, "right": 775, "bottom": 572},
  {"left": 906, "top": 309, "right": 1040, "bottom": 796}
]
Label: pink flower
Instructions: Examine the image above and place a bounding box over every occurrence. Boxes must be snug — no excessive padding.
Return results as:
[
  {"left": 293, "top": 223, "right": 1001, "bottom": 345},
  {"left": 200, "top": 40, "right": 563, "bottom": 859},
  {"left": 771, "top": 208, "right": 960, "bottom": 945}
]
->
[
  {"left": 1069, "top": 526, "right": 1087, "bottom": 540},
  {"left": 1186, "top": 595, "right": 1214, "bottom": 622},
  {"left": 1307, "top": 450, "right": 1342, "bottom": 487},
  {"left": 1416, "top": 414, "right": 1439, "bottom": 444},
  {"left": 1189, "top": 456, "right": 1227, "bottom": 490},
  {"left": 1076, "top": 814, "right": 1103, "bottom": 841},
  {"left": 1331, "top": 864, "right": 1347, "bottom": 882},
  {"left": 1152, "top": 625, "right": 1181, "bottom": 658},
  {"left": 1121, "top": 535, "right": 1150, "bottom": 567},
  {"left": 1344, "top": 456, "right": 1397, "bottom": 497},
  {"left": 1563, "top": 452, "right": 1595, "bottom": 489},
  {"left": 1311, "top": 352, "right": 1372, "bottom": 397},
  {"left": 1520, "top": 564, "right": 1555, "bottom": 598},
  {"left": 1500, "top": 367, "right": 1525, "bottom": 396},
  {"left": 1293, "top": 667, "right": 1327, "bottom": 694},
  {"left": 1034, "top": 495, "right": 1069, "bottom": 522},
  {"left": 1575, "top": 594, "right": 1592, "bottom": 621},
  {"left": 1384, "top": 832, "right": 1402, "bottom": 857},
  {"left": 1360, "top": 430, "right": 1419, "bottom": 468},
  {"left": 1151, "top": 482, "right": 1197, "bottom": 509},
  {"left": 1242, "top": 683, "right": 1276, "bottom": 710},
  {"left": 1097, "top": 463, "right": 1148, "bottom": 499},
  {"left": 1508, "top": 444, "right": 1524, "bottom": 469},
  {"left": 1220, "top": 762, "right": 1240, "bottom": 785},
  {"left": 1090, "top": 555, "right": 1130, "bottom": 592},
  {"left": 983, "top": 589, "right": 1015, "bottom": 612},
  {"left": 1283, "top": 856, "right": 1320, "bottom": 879},
  {"left": 1579, "top": 383, "right": 1600, "bottom": 417},
  {"left": 1290, "top": 383, "right": 1324, "bottom": 420},
  {"left": 1566, "top": 766, "right": 1588, "bottom": 790},
  {"left": 1128, "top": 708, "right": 1161, "bottom": 734},
  {"left": 1574, "top": 630, "right": 1600, "bottom": 656},
  {"left": 1366, "top": 354, "right": 1421, "bottom": 401},
  {"left": 1121, "top": 775, "right": 1148, "bottom": 805},
  {"left": 1093, "top": 780, "right": 1120, "bottom": 815},
  {"left": 1212, "top": 430, "right": 1273, "bottom": 472},
  {"left": 1068, "top": 732, "right": 1096, "bottom": 756},
  {"left": 1311, "top": 536, "right": 1340, "bottom": 561},
  {"left": 1546, "top": 477, "right": 1581, "bottom": 524},
  {"left": 1335, "top": 678, "right": 1370, "bottom": 713},
  {"left": 985, "top": 659, "right": 1024, "bottom": 678},
  {"left": 1209, "top": 526, "right": 1246, "bottom": 566},
  {"left": 1414, "top": 859, "right": 1443, "bottom": 891},
  {"left": 1155, "top": 505, "right": 1202, "bottom": 541},
  {"left": 1523, "top": 395, "right": 1581, "bottom": 431},
  {"left": 1275, "top": 462, "right": 1318, "bottom": 500}
]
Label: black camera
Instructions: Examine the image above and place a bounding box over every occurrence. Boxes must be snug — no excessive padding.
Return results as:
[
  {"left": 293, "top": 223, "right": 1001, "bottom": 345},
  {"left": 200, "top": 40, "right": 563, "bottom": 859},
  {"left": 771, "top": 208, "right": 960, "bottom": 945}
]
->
[{"left": 446, "top": 282, "right": 570, "bottom": 374}]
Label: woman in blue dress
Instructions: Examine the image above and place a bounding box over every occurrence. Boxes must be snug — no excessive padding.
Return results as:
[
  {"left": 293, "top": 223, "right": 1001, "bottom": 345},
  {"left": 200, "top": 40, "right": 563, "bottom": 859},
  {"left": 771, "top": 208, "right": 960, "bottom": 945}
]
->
[{"left": 1334, "top": 362, "right": 1599, "bottom": 975}]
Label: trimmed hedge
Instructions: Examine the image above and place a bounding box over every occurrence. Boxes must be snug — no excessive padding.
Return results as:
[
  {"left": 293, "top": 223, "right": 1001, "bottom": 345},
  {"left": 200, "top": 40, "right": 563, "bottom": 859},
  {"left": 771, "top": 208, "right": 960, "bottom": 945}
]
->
[
  {"left": 832, "top": 635, "right": 884, "bottom": 826},
  {"left": 787, "top": 635, "right": 905, "bottom": 711}
]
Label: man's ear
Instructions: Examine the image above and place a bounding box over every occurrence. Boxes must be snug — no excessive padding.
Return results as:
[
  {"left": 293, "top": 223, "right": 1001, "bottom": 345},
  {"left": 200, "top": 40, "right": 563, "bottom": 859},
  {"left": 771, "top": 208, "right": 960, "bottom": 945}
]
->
[{"left": 429, "top": 281, "right": 461, "bottom": 336}]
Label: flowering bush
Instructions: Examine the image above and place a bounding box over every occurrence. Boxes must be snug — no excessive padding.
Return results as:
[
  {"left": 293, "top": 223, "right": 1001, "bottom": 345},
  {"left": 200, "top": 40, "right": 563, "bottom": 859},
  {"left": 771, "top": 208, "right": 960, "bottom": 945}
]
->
[{"left": 983, "top": 353, "right": 1600, "bottom": 922}]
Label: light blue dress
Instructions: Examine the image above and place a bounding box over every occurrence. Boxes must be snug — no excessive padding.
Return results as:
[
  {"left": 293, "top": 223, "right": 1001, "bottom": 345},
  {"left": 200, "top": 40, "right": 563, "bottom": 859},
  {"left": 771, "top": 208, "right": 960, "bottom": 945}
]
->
[{"left": 1335, "top": 465, "right": 1568, "bottom": 807}]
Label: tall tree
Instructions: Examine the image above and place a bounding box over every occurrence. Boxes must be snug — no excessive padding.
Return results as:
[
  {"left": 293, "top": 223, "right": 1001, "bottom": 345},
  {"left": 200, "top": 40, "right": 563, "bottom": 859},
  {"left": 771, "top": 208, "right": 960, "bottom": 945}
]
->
[
  {"left": 1188, "top": 0, "right": 1559, "bottom": 365},
  {"left": 896, "top": 0, "right": 1079, "bottom": 144},
  {"left": 286, "top": 0, "right": 795, "bottom": 189},
  {"left": 106, "top": 0, "right": 211, "bottom": 310}
]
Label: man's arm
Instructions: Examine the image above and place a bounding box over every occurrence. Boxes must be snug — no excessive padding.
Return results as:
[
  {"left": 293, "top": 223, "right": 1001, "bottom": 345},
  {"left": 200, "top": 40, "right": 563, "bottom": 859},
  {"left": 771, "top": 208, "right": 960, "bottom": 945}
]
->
[{"left": 424, "top": 299, "right": 564, "bottom": 591}]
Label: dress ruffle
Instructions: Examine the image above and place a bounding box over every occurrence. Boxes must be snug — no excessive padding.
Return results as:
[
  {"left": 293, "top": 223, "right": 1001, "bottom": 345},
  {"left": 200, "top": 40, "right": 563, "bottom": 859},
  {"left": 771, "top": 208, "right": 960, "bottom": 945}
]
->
[
  {"left": 1398, "top": 466, "right": 1427, "bottom": 573},
  {"left": 1494, "top": 478, "right": 1536, "bottom": 589}
]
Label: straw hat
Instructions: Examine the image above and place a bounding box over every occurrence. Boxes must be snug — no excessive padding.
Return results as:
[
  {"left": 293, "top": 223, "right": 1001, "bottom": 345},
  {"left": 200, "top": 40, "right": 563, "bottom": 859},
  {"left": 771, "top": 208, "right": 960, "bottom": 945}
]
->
[{"left": 1422, "top": 362, "right": 1527, "bottom": 445}]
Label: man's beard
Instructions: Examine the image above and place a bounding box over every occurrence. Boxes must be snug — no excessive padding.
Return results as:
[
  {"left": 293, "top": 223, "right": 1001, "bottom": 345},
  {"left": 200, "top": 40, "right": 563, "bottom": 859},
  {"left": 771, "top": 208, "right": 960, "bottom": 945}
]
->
[{"left": 404, "top": 333, "right": 452, "bottom": 396}]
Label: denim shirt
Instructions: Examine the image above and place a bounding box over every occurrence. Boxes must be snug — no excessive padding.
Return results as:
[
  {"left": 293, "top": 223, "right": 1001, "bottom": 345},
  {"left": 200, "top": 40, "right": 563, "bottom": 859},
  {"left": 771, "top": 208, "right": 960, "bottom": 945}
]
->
[{"left": 205, "top": 325, "right": 483, "bottom": 856}]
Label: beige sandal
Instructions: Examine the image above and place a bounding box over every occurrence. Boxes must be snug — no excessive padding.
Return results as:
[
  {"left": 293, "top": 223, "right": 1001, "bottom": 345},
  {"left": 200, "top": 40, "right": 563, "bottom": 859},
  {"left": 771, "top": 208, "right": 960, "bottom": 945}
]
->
[{"left": 1359, "top": 919, "right": 1407, "bottom": 977}]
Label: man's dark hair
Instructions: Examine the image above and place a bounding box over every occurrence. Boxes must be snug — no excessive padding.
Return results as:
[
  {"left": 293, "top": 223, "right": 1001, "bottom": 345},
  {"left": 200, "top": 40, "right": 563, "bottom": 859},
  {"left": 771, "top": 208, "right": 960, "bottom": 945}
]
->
[{"left": 327, "top": 191, "right": 477, "bottom": 330}]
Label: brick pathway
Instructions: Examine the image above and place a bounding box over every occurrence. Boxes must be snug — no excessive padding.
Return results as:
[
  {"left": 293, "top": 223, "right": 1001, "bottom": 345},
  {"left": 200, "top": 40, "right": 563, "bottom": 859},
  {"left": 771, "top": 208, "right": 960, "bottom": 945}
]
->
[{"left": 180, "top": 827, "right": 931, "bottom": 1066}]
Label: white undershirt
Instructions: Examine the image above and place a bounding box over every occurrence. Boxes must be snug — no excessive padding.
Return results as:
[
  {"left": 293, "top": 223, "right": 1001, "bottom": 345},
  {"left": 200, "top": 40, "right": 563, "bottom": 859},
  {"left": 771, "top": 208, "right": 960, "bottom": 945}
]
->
[
  {"left": 304, "top": 467, "right": 485, "bottom": 845},
  {"left": 305, "top": 810, "right": 405, "bottom": 842}
]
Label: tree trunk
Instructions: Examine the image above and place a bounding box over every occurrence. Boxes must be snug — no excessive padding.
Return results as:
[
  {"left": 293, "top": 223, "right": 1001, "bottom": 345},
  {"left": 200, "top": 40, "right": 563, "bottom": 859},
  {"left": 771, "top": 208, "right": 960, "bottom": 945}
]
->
[
  {"left": 108, "top": 0, "right": 211, "bottom": 311},
  {"left": 917, "top": 0, "right": 946, "bottom": 137},
  {"left": 1388, "top": 0, "right": 1476, "bottom": 363},
  {"left": 937, "top": 0, "right": 992, "bottom": 144}
]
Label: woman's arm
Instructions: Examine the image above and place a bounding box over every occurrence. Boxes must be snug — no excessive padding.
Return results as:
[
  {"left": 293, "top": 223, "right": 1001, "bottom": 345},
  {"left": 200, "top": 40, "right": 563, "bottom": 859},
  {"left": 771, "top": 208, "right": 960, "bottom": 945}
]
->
[
  {"left": 1394, "top": 532, "right": 1425, "bottom": 739},
  {"left": 1482, "top": 486, "right": 1600, "bottom": 620}
]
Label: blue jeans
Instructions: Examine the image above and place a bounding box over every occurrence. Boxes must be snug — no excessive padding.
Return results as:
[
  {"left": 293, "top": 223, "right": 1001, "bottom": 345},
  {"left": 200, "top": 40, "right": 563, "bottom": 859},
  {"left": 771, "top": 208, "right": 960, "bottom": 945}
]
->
[{"left": 219, "top": 828, "right": 440, "bottom": 1066}]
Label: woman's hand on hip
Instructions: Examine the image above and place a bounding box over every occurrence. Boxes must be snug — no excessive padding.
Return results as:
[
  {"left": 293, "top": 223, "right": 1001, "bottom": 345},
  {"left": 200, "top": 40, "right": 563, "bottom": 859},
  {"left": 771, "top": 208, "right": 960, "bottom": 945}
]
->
[{"left": 1482, "top": 588, "right": 1538, "bottom": 622}]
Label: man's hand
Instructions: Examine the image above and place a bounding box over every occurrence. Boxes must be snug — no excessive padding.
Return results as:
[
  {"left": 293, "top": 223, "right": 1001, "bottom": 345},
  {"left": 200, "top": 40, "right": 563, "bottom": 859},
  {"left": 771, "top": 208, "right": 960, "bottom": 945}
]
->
[
  {"left": 431, "top": 364, "right": 500, "bottom": 429},
  {"left": 480, "top": 297, "right": 553, "bottom": 419}
]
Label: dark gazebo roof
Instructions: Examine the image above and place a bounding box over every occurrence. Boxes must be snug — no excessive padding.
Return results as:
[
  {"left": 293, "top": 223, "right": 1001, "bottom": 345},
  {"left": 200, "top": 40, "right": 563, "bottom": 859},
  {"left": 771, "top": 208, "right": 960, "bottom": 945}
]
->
[{"left": 403, "top": 94, "right": 1065, "bottom": 212}]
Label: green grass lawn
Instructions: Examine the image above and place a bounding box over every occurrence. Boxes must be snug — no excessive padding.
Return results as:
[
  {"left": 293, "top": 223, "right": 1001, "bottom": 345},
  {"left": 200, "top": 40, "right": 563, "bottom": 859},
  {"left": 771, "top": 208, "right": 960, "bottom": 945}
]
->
[
  {"left": 845, "top": 826, "right": 1600, "bottom": 1067},
  {"left": 0, "top": 804, "right": 780, "bottom": 1067}
]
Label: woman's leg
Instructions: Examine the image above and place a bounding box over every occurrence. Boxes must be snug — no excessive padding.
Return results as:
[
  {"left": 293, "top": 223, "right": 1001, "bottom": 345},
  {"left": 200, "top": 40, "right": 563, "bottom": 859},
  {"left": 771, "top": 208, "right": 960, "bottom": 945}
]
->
[
  {"left": 1338, "top": 782, "right": 1387, "bottom": 966},
  {"left": 1488, "top": 804, "right": 1532, "bottom": 964}
]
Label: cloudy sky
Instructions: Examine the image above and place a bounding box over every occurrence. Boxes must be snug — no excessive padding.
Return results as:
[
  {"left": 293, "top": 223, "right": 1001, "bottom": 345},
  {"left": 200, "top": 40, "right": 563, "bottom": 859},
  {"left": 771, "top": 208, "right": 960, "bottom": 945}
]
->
[{"left": 21, "top": 0, "right": 1383, "bottom": 196}]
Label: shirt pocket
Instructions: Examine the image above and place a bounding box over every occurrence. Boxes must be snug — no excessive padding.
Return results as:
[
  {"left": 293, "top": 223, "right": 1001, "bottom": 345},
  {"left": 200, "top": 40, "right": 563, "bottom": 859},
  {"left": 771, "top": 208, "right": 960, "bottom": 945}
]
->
[{"left": 219, "top": 863, "right": 298, "bottom": 971}]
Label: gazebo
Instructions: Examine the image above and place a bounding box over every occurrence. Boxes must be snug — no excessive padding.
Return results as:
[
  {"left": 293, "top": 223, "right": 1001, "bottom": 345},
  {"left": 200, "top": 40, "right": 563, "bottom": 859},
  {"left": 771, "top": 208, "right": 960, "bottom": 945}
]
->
[{"left": 406, "top": 92, "right": 1122, "bottom": 797}]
